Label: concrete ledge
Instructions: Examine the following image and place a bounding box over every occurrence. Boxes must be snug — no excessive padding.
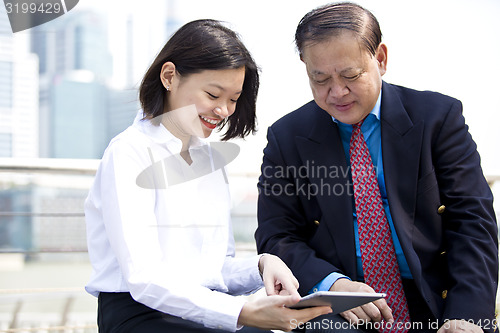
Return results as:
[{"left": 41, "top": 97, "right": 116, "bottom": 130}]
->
[{"left": 0, "top": 254, "right": 24, "bottom": 271}]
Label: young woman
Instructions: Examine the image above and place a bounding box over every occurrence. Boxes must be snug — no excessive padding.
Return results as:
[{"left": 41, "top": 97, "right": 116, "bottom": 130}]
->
[{"left": 84, "top": 19, "right": 331, "bottom": 332}]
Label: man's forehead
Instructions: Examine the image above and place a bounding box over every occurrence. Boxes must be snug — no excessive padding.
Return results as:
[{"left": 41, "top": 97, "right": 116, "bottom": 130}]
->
[
  {"left": 302, "top": 40, "right": 371, "bottom": 73},
  {"left": 304, "top": 52, "right": 366, "bottom": 75}
]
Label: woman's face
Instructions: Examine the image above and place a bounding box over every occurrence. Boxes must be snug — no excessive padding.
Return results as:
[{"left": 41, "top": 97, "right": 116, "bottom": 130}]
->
[{"left": 162, "top": 66, "right": 246, "bottom": 139}]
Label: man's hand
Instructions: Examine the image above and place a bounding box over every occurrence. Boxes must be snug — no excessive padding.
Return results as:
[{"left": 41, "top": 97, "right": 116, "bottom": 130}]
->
[
  {"left": 259, "top": 254, "right": 300, "bottom": 297},
  {"left": 330, "top": 278, "right": 393, "bottom": 325},
  {"left": 437, "top": 320, "right": 484, "bottom": 333}
]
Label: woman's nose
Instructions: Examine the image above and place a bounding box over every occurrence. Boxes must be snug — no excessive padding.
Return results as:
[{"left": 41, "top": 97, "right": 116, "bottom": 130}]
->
[{"left": 214, "top": 106, "right": 229, "bottom": 119}]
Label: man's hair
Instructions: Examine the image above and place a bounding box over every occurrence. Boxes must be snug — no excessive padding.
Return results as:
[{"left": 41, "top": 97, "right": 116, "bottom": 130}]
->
[{"left": 295, "top": 2, "right": 382, "bottom": 57}]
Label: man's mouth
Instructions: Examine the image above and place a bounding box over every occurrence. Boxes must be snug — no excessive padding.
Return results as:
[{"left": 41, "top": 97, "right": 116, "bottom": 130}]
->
[{"left": 333, "top": 102, "right": 354, "bottom": 112}]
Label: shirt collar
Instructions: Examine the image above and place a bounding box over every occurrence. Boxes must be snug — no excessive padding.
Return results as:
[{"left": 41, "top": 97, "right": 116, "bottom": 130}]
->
[
  {"left": 331, "top": 89, "right": 382, "bottom": 124},
  {"left": 133, "top": 110, "right": 206, "bottom": 151}
]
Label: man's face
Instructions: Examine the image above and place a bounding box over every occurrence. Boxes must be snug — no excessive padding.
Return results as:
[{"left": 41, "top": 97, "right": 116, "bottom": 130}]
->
[{"left": 301, "top": 30, "right": 387, "bottom": 125}]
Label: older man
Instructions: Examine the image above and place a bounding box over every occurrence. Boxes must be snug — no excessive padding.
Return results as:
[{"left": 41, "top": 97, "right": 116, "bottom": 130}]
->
[{"left": 256, "top": 2, "right": 498, "bottom": 333}]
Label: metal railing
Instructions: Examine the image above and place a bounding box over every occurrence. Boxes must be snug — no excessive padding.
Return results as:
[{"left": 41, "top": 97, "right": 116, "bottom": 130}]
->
[
  {"left": 0, "top": 158, "right": 261, "bottom": 332},
  {"left": 0, "top": 158, "right": 498, "bottom": 332}
]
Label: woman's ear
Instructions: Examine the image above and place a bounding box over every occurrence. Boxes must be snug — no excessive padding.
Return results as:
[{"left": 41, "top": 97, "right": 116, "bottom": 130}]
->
[{"left": 160, "top": 62, "right": 176, "bottom": 90}]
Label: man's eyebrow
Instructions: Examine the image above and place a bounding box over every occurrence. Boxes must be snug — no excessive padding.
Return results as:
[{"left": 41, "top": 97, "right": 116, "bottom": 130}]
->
[
  {"left": 309, "top": 67, "right": 362, "bottom": 76},
  {"left": 340, "top": 67, "right": 363, "bottom": 74},
  {"left": 309, "top": 69, "right": 329, "bottom": 76}
]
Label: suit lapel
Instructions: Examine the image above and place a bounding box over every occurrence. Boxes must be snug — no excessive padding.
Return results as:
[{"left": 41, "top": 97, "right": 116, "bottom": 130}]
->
[
  {"left": 380, "top": 82, "right": 424, "bottom": 280},
  {"left": 292, "top": 85, "right": 425, "bottom": 280},
  {"left": 295, "top": 104, "right": 357, "bottom": 277}
]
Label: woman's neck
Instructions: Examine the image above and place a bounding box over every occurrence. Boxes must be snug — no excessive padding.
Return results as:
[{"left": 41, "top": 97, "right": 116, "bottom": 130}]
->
[
  {"left": 161, "top": 113, "right": 191, "bottom": 151},
  {"left": 163, "top": 119, "right": 192, "bottom": 164}
]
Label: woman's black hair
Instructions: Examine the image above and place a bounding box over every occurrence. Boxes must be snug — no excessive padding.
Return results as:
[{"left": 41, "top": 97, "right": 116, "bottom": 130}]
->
[{"left": 139, "top": 19, "right": 259, "bottom": 141}]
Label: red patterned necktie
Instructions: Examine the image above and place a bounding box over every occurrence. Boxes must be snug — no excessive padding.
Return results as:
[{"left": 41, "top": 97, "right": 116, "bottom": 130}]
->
[{"left": 350, "top": 120, "right": 410, "bottom": 332}]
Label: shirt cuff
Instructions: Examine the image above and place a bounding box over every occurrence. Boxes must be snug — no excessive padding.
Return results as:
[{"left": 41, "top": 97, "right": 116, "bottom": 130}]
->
[
  {"left": 203, "top": 295, "right": 247, "bottom": 332},
  {"left": 309, "top": 272, "right": 351, "bottom": 294}
]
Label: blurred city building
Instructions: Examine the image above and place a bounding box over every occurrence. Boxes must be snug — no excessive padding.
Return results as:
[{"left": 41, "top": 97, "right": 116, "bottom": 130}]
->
[
  {"left": 0, "top": 14, "right": 39, "bottom": 158},
  {"left": 0, "top": 0, "right": 181, "bottom": 254},
  {"left": 0, "top": 0, "right": 499, "bottom": 330},
  {"left": 31, "top": 10, "right": 138, "bottom": 159}
]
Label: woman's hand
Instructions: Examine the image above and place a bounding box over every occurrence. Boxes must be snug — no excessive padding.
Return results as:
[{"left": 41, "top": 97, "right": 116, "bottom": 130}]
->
[
  {"left": 238, "top": 294, "right": 332, "bottom": 332},
  {"left": 259, "top": 254, "right": 300, "bottom": 297},
  {"left": 240, "top": 255, "right": 330, "bottom": 331}
]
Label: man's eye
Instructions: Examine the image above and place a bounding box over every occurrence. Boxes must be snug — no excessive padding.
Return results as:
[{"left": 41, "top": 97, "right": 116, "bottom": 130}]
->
[
  {"left": 344, "top": 73, "right": 362, "bottom": 81},
  {"left": 313, "top": 78, "right": 328, "bottom": 85}
]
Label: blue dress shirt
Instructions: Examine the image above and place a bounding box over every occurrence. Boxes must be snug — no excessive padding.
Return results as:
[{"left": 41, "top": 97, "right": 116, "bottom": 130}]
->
[{"left": 310, "top": 91, "right": 412, "bottom": 293}]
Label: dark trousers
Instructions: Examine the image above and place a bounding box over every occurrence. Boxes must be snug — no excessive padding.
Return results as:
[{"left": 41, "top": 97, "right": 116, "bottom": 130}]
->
[
  {"left": 297, "top": 279, "right": 437, "bottom": 333},
  {"left": 97, "top": 292, "right": 272, "bottom": 333}
]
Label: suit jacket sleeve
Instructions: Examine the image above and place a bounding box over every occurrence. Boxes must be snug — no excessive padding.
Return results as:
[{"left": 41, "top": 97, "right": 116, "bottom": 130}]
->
[
  {"left": 255, "top": 125, "right": 343, "bottom": 295},
  {"left": 430, "top": 98, "right": 498, "bottom": 324},
  {"left": 381, "top": 83, "right": 498, "bottom": 329}
]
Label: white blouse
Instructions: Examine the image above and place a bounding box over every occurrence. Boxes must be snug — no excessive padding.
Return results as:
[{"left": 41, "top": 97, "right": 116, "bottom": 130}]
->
[{"left": 84, "top": 115, "right": 263, "bottom": 331}]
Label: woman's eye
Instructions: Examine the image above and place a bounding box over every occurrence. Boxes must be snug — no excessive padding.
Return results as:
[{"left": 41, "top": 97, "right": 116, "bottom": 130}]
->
[{"left": 206, "top": 92, "right": 218, "bottom": 99}]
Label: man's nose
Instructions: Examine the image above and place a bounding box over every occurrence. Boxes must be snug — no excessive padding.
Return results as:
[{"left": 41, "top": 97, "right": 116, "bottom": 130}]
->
[{"left": 328, "top": 80, "right": 349, "bottom": 99}]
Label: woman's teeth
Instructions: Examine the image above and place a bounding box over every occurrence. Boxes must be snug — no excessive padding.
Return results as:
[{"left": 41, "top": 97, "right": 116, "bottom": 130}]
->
[{"left": 201, "top": 116, "right": 218, "bottom": 125}]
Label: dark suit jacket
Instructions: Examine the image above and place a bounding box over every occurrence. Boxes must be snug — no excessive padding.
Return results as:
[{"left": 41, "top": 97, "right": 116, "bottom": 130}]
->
[{"left": 256, "top": 81, "right": 498, "bottom": 328}]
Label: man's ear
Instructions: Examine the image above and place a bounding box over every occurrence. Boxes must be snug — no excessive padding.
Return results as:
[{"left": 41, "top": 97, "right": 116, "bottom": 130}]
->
[
  {"left": 160, "top": 61, "right": 176, "bottom": 90},
  {"left": 375, "top": 43, "right": 388, "bottom": 76}
]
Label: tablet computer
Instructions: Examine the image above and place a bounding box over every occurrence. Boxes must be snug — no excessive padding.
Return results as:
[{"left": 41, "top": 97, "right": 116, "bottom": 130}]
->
[{"left": 288, "top": 291, "right": 386, "bottom": 314}]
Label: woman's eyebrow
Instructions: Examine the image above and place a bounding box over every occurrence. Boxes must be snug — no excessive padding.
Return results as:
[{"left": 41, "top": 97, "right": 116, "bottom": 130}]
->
[{"left": 207, "top": 83, "right": 242, "bottom": 95}]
